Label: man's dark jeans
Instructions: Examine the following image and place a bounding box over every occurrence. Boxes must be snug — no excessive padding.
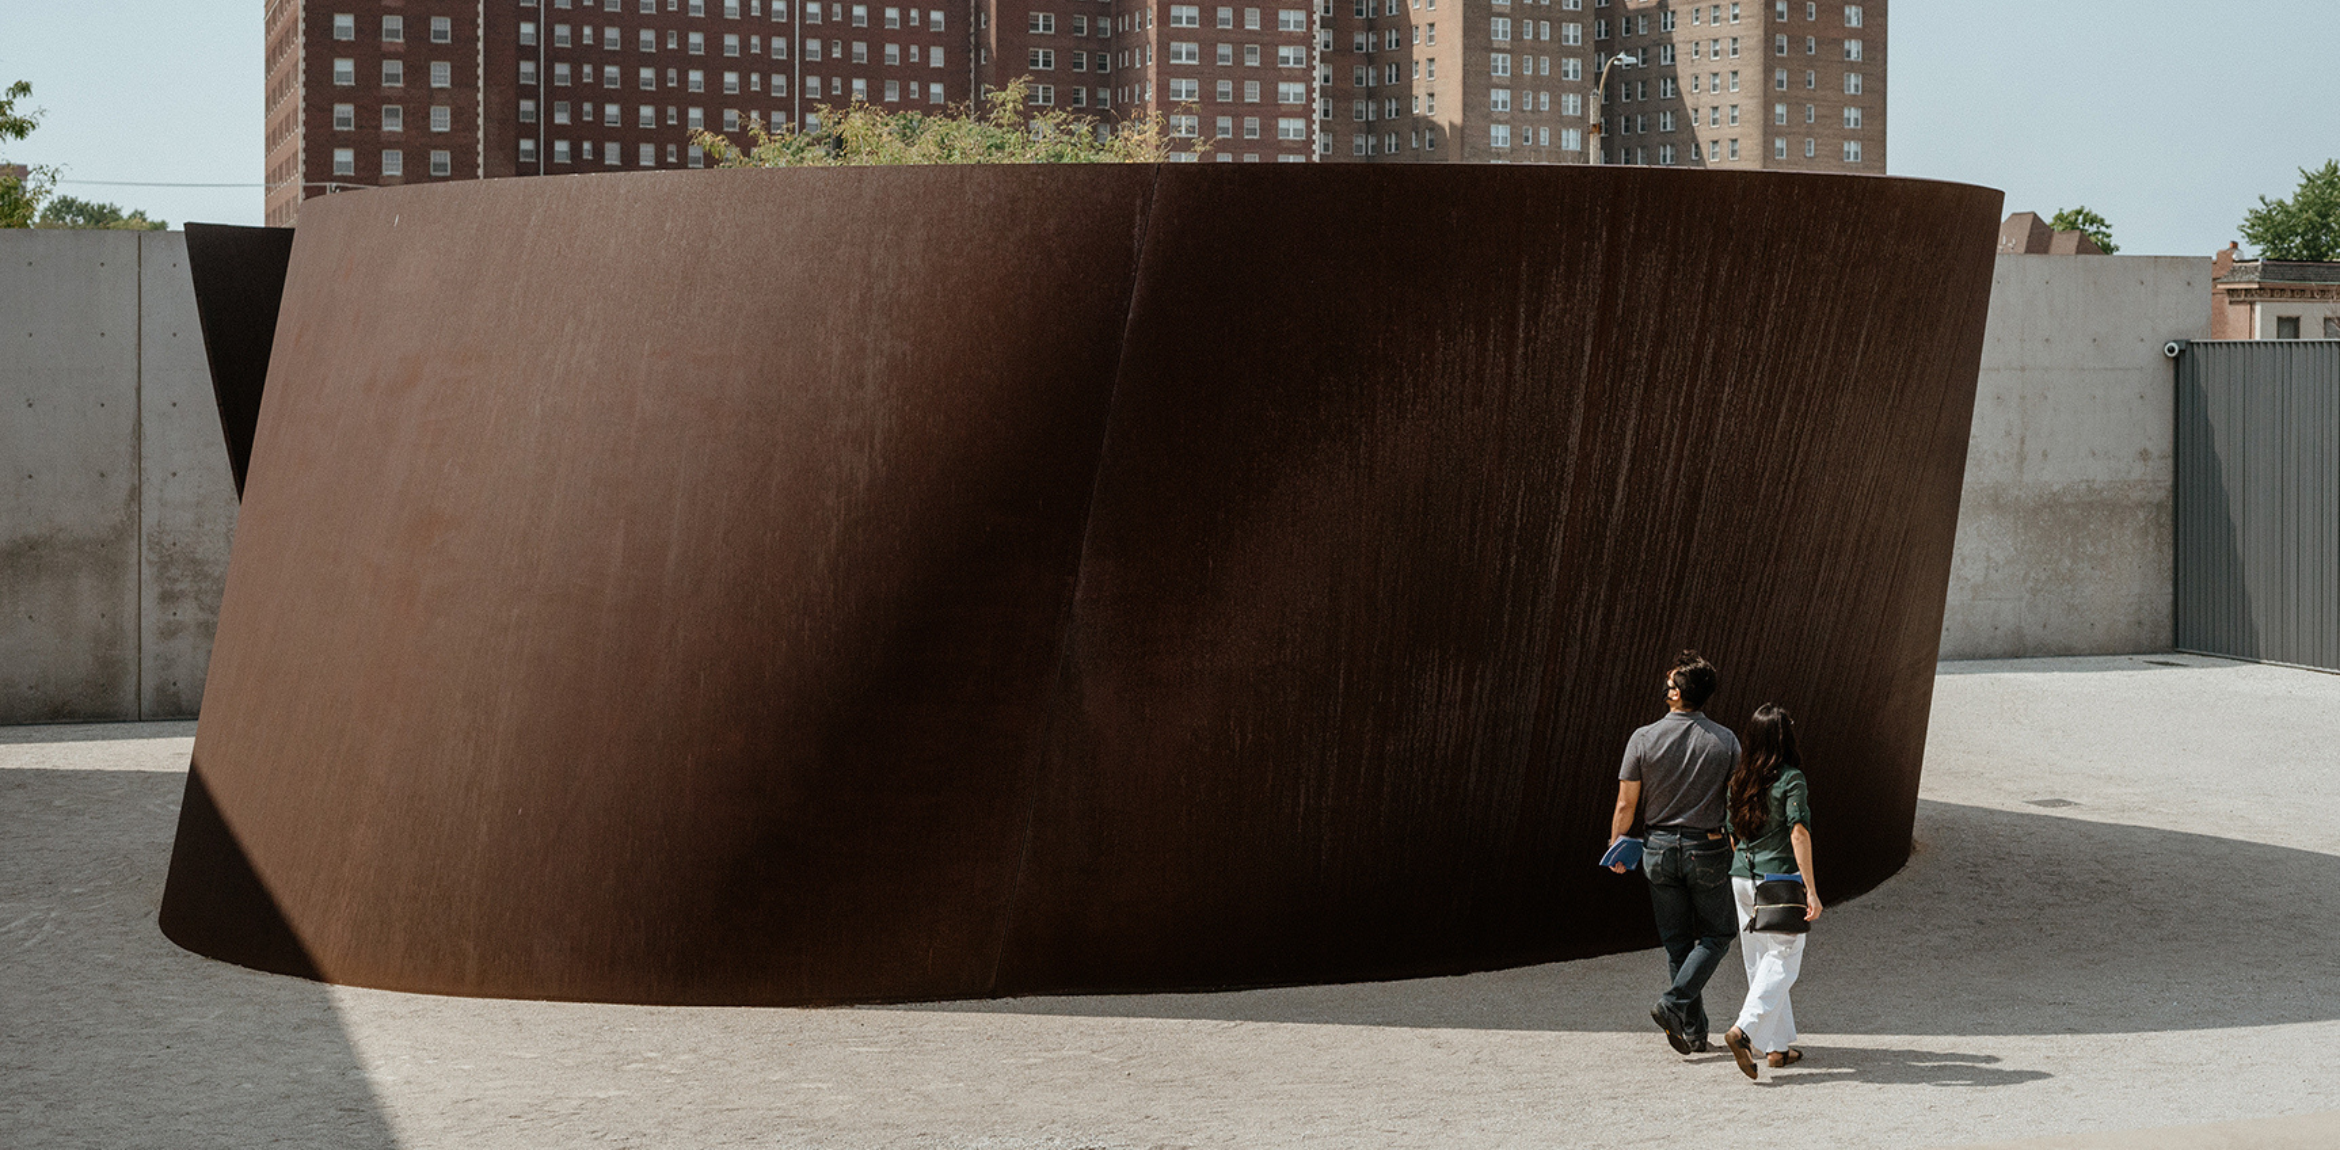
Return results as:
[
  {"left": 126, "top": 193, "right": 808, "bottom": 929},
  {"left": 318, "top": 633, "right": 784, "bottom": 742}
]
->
[{"left": 1642, "top": 828, "right": 1737, "bottom": 1041}]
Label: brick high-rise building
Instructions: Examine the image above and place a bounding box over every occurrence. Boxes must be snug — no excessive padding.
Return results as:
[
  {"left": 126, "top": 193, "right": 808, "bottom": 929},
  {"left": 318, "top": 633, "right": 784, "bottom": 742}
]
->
[
  {"left": 266, "top": 0, "right": 970, "bottom": 225},
  {"left": 267, "top": 0, "right": 1881, "bottom": 223}
]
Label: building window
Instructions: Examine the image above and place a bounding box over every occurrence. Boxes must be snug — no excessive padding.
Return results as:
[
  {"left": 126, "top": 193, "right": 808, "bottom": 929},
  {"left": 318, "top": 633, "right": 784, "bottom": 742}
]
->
[
  {"left": 1277, "top": 8, "right": 1306, "bottom": 30},
  {"left": 640, "top": 67, "right": 657, "bottom": 88},
  {"left": 382, "top": 104, "right": 403, "bottom": 131},
  {"left": 1278, "top": 45, "right": 1306, "bottom": 66},
  {"left": 517, "top": 138, "right": 537, "bottom": 165},
  {"left": 1245, "top": 7, "right": 1262, "bottom": 29},
  {"left": 519, "top": 98, "right": 538, "bottom": 124},
  {"left": 332, "top": 12, "right": 356, "bottom": 39},
  {"left": 1843, "top": 38, "right": 1862, "bottom": 60},
  {"left": 724, "top": 70, "right": 741, "bottom": 92},
  {"left": 1844, "top": 4, "right": 1862, "bottom": 26},
  {"left": 1842, "top": 139, "right": 1861, "bottom": 162},
  {"left": 381, "top": 149, "right": 403, "bottom": 177},
  {"left": 1490, "top": 88, "right": 1510, "bottom": 112},
  {"left": 382, "top": 15, "right": 405, "bottom": 41},
  {"left": 521, "top": 21, "right": 538, "bottom": 47},
  {"left": 1277, "top": 81, "right": 1305, "bottom": 103},
  {"left": 1492, "top": 52, "right": 1510, "bottom": 76},
  {"left": 1244, "top": 80, "right": 1261, "bottom": 101},
  {"left": 1844, "top": 71, "right": 1862, "bottom": 93},
  {"left": 331, "top": 147, "right": 355, "bottom": 175},
  {"left": 332, "top": 103, "right": 356, "bottom": 130},
  {"left": 431, "top": 16, "right": 452, "bottom": 43},
  {"left": 1030, "top": 47, "right": 1057, "bottom": 68},
  {"left": 429, "top": 61, "right": 452, "bottom": 88},
  {"left": 432, "top": 105, "right": 453, "bottom": 131},
  {"left": 1171, "top": 4, "right": 1201, "bottom": 24},
  {"left": 383, "top": 59, "right": 405, "bottom": 86},
  {"left": 1492, "top": 17, "right": 1510, "bottom": 40},
  {"left": 1490, "top": 123, "right": 1510, "bottom": 148},
  {"left": 1170, "top": 113, "right": 1199, "bottom": 136},
  {"left": 553, "top": 139, "right": 571, "bottom": 163},
  {"left": 1277, "top": 116, "right": 1305, "bottom": 139},
  {"left": 1804, "top": 137, "right": 1815, "bottom": 157},
  {"left": 1773, "top": 136, "right": 1786, "bottom": 158},
  {"left": 1842, "top": 105, "right": 1862, "bottom": 128}
]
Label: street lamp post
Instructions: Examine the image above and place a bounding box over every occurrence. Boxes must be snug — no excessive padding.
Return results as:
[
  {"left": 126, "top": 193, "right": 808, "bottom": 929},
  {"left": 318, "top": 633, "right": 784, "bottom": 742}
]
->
[{"left": 1588, "top": 51, "right": 1638, "bottom": 165}]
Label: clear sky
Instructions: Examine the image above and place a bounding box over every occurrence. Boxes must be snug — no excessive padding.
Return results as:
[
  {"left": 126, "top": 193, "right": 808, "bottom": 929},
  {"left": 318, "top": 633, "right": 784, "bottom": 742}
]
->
[{"left": 2, "top": 0, "right": 2336, "bottom": 256}]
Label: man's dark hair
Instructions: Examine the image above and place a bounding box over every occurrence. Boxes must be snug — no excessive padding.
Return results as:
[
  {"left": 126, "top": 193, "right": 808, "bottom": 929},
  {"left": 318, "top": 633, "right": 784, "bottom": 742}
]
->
[{"left": 1669, "top": 650, "right": 1719, "bottom": 710}]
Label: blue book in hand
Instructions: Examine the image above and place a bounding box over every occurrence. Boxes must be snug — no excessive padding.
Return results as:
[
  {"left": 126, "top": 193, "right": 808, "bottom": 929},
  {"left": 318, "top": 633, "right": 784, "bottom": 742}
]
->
[{"left": 1599, "top": 836, "right": 1644, "bottom": 870}]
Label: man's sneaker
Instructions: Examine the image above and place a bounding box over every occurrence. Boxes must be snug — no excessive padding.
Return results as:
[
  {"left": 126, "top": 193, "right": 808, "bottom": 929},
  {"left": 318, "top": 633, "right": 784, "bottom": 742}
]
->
[{"left": 1650, "top": 1003, "right": 1692, "bottom": 1055}]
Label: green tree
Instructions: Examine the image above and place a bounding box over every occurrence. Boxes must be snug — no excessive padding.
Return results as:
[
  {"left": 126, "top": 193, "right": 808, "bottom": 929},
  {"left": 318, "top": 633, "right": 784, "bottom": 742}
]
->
[
  {"left": 2048, "top": 206, "right": 2119, "bottom": 255},
  {"left": 36, "top": 194, "right": 166, "bottom": 230},
  {"left": 1, "top": 79, "right": 60, "bottom": 229},
  {"left": 2239, "top": 160, "right": 2340, "bottom": 262},
  {"left": 695, "top": 78, "right": 1193, "bottom": 167}
]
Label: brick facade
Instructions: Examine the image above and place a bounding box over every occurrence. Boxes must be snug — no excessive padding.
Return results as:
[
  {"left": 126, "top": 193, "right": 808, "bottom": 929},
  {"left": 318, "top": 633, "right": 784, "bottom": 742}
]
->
[{"left": 270, "top": 0, "right": 1884, "bottom": 222}]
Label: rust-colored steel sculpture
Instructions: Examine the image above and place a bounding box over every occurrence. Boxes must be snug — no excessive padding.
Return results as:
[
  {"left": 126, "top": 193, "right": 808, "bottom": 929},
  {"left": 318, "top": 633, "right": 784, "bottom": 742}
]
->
[{"left": 162, "top": 166, "right": 2001, "bottom": 1005}]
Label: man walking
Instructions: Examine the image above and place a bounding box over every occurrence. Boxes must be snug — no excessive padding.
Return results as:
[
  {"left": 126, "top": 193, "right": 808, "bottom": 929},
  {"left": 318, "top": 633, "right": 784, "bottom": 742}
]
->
[{"left": 1609, "top": 650, "right": 1740, "bottom": 1055}]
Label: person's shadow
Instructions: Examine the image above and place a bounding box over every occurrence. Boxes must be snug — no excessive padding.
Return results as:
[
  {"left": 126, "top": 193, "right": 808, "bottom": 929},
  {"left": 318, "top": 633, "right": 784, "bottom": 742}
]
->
[{"left": 1750, "top": 1047, "right": 2053, "bottom": 1088}]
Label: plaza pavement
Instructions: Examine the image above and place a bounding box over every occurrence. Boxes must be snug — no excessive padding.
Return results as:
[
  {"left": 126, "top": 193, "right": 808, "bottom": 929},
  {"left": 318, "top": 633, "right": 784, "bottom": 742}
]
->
[{"left": 3, "top": 653, "right": 2336, "bottom": 1148}]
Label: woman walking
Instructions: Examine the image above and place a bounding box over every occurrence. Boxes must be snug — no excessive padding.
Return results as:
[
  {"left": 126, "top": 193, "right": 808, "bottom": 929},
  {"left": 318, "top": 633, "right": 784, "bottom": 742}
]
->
[{"left": 1721, "top": 704, "right": 1823, "bottom": 1080}]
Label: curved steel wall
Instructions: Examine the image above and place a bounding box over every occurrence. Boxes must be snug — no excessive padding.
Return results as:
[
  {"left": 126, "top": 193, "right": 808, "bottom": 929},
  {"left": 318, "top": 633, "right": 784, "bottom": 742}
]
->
[{"left": 160, "top": 165, "right": 2001, "bottom": 1005}]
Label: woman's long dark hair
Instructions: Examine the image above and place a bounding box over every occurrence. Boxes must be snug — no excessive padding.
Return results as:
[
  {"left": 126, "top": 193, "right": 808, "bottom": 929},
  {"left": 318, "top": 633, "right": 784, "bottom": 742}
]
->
[{"left": 1729, "top": 704, "right": 1800, "bottom": 840}]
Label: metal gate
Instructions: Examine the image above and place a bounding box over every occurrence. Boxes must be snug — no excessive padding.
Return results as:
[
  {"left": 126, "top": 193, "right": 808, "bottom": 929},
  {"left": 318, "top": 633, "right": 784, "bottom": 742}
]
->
[{"left": 2174, "top": 339, "right": 2340, "bottom": 671}]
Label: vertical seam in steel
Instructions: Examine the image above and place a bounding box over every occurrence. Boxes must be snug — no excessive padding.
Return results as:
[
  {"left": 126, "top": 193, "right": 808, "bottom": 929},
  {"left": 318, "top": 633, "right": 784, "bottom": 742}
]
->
[
  {"left": 985, "top": 164, "right": 1167, "bottom": 996},
  {"left": 134, "top": 234, "right": 146, "bottom": 719}
]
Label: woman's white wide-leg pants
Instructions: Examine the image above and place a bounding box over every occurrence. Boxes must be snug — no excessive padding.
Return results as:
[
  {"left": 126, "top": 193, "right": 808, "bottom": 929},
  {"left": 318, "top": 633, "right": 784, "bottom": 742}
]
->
[{"left": 1731, "top": 875, "right": 1806, "bottom": 1053}]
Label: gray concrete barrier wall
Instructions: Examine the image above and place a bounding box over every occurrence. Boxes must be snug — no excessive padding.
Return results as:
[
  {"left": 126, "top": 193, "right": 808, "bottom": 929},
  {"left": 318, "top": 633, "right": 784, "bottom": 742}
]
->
[
  {"left": 1939, "top": 254, "right": 2209, "bottom": 660},
  {"left": 1, "top": 230, "right": 238, "bottom": 723}
]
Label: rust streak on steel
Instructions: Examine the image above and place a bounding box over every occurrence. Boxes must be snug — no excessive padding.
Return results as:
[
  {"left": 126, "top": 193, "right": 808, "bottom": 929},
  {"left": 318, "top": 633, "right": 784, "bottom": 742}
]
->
[{"left": 162, "top": 164, "right": 2002, "bottom": 1006}]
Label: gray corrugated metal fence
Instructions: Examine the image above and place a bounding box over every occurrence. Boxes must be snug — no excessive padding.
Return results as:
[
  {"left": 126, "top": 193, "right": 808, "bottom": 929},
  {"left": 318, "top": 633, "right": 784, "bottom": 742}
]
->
[{"left": 2174, "top": 340, "right": 2340, "bottom": 671}]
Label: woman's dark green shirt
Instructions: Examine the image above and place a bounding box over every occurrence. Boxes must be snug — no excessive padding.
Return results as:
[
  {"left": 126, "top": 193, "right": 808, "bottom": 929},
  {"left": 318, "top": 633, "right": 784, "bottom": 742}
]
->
[{"left": 1726, "top": 767, "right": 1811, "bottom": 879}]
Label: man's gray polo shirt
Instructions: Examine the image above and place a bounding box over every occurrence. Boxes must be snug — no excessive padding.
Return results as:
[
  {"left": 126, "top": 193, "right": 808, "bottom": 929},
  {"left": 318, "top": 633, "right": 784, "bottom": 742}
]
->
[{"left": 1618, "top": 711, "right": 1740, "bottom": 832}]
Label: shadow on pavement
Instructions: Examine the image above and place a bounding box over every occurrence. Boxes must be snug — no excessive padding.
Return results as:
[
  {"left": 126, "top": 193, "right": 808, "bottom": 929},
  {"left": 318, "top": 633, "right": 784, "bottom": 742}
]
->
[
  {"left": 0, "top": 766, "right": 398, "bottom": 1149},
  {"left": 1760, "top": 1047, "right": 2055, "bottom": 1088},
  {"left": 883, "top": 799, "right": 2340, "bottom": 1038}
]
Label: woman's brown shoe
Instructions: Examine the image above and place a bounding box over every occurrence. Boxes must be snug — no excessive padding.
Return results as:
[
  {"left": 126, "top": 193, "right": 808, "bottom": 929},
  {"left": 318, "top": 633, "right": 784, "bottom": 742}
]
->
[
  {"left": 1723, "top": 1028, "right": 1759, "bottom": 1080},
  {"left": 1767, "top": 1049, "right": 1804, "bottom": 1069}
]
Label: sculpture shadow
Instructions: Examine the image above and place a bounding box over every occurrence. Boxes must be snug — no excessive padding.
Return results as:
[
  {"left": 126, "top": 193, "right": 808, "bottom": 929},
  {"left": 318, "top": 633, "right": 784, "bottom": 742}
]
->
[
  {"left": 0, "top": 763, "right": 397, "bottom": 1149},
  {"left": 879, "top": 800, "right": 2340, "bottom": 1038}
]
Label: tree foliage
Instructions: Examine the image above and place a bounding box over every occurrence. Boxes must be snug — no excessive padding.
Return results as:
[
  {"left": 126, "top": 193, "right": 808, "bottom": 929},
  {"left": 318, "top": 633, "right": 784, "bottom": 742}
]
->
[
  {"left": 36, "top": 194, "right": 165, "bottom": 230},
  {"left": 2240, "top": 160, "right": 2340, "bottom": 263},
  {"left": 1, "top": 79, "right": 59, "bottom": 229},
  {"left": 693, "top": 78, "right": 1191, "bottom": 167},
  {"left": 2048, "top": 205, "right": 2118, "bottom": 254}
]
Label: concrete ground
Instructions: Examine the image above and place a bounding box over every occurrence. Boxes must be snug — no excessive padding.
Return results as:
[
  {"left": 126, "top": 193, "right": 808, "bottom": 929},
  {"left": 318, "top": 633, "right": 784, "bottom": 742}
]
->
[{"left": 4, "top": 653, "right": 2337, "bottom": 1148}]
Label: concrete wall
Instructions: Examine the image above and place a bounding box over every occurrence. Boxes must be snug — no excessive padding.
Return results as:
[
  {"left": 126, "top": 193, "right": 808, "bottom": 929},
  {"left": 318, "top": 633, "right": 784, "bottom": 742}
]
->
[
  {"left": 1939, "top": 254, "right": 2210, "bottom": 660},
  {"left": 0, "top": 230, "right": 238, "bottom": 723}
]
